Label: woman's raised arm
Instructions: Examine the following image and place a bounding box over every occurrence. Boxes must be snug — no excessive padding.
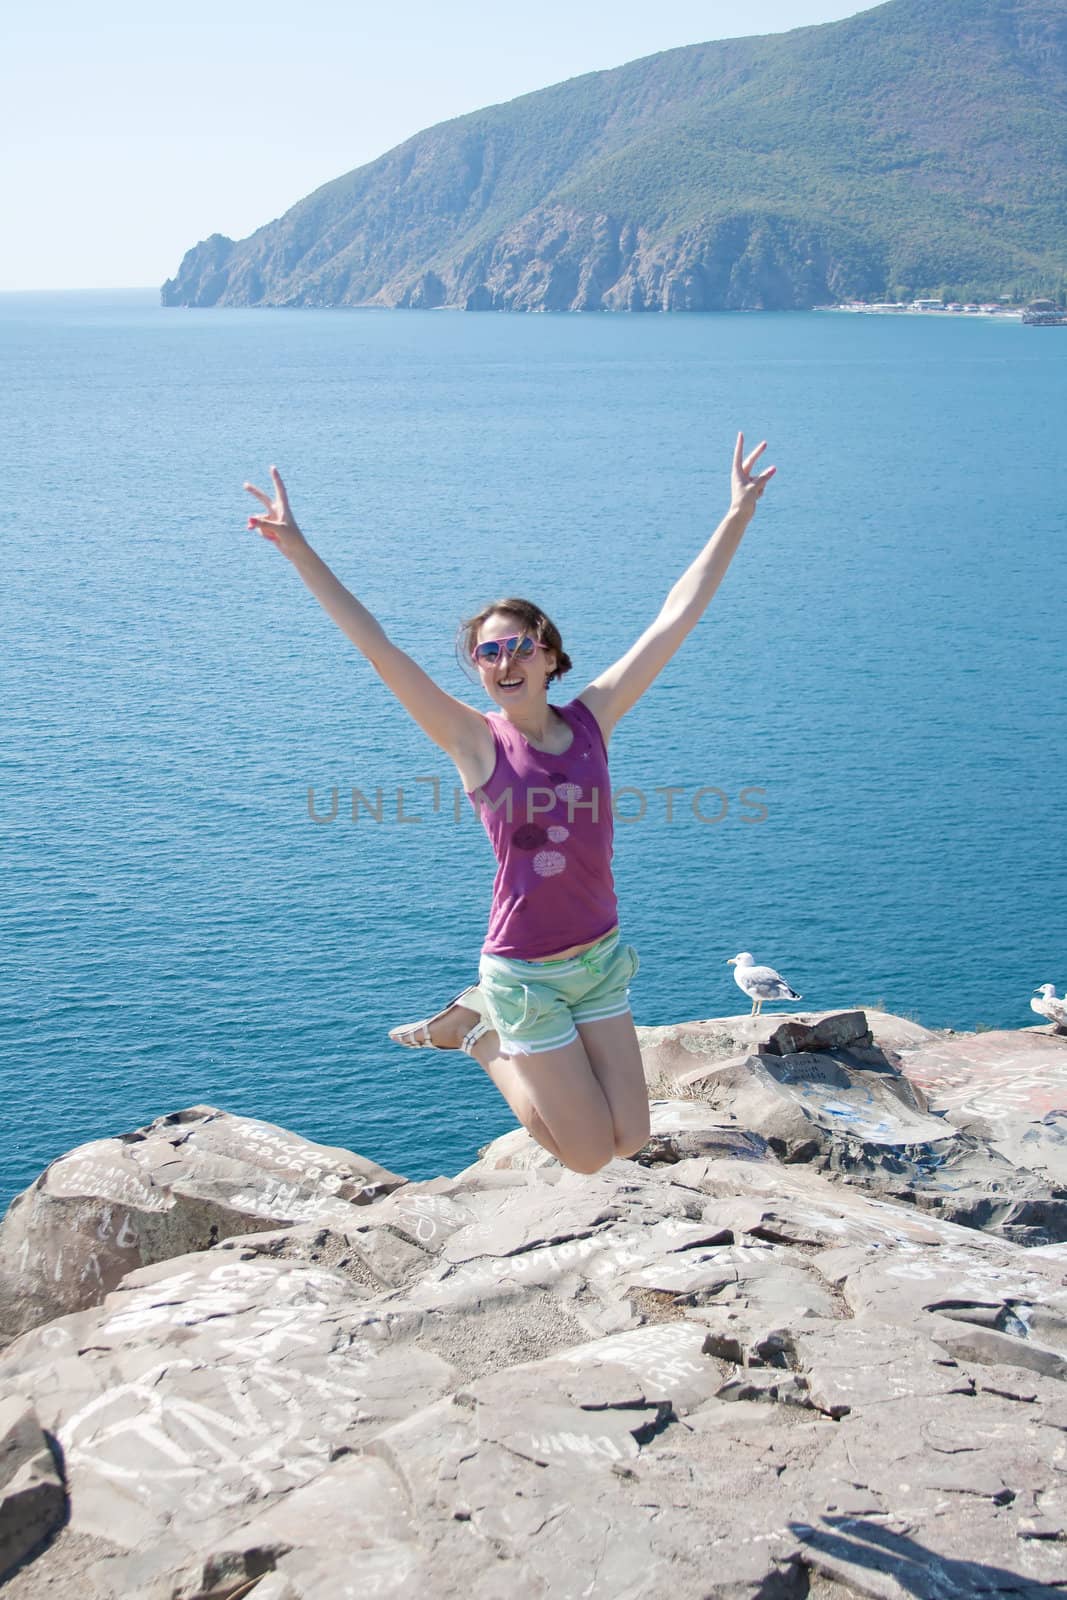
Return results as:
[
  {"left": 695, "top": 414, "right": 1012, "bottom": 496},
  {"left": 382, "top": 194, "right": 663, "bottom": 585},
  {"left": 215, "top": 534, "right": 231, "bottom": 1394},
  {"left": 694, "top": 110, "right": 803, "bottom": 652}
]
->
[
  {"left": 244, "top": 467, "right": 489, "bottom": 762},
  {"left": 578, "top": 432, "right": 776, "bottom": 739}
]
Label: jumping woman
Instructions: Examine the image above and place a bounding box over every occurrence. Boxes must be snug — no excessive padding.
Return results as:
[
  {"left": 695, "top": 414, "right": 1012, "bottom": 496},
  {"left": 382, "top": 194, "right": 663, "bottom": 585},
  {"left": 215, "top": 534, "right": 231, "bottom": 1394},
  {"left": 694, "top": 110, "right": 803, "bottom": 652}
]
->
[{"left": 244, "top": 434, "right": 775, "bottom": 1174}]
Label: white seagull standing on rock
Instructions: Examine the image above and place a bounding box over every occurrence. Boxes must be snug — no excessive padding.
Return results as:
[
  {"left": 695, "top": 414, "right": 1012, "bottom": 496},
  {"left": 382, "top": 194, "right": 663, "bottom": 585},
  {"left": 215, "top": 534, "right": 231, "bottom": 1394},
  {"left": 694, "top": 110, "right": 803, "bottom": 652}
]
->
[
  {"left": 1031, "top": 984, "right": 1067, "bottom": 1030},
  {"left": 727, "top": 952, "right": 803, "bottom": 1016}
]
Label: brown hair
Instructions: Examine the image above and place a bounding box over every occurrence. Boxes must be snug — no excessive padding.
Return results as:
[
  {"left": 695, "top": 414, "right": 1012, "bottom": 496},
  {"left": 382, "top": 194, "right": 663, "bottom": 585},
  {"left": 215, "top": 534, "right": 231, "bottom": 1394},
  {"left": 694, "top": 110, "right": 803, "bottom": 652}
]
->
[{"left": 457, "top": 597, "right": 573, "bottom": 685}]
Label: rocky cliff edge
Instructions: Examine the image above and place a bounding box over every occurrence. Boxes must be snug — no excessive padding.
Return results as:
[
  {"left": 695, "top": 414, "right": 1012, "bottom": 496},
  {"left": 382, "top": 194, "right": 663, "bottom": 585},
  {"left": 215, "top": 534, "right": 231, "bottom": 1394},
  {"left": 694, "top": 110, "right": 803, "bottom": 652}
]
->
[{"left": 1, "top": 1008, "right": 1065, "bottom": 1598}]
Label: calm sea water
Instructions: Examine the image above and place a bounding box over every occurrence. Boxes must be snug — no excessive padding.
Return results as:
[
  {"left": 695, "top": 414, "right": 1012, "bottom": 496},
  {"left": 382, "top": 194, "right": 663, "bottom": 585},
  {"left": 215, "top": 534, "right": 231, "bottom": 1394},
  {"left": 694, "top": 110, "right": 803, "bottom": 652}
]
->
[{"left": 2, "top": 289, "right": 1065, "bottom": 1213}]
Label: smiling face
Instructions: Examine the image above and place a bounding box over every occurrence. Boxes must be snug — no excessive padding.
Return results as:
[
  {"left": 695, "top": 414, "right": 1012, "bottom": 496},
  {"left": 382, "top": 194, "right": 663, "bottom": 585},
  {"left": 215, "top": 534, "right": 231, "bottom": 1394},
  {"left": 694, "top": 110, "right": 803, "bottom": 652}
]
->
[{"left": 474, "top": 609, "right": 558, "bottom": 711}]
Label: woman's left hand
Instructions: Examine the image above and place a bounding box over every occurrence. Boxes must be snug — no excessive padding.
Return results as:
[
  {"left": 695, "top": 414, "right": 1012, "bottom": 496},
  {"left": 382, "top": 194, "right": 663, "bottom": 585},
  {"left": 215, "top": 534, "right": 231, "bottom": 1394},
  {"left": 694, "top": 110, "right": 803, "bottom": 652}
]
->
[
  {"left": 243, "top": 466, "right": 308, "bottom": 560},
  {"left": 730, "top": 432, "right": 776, "bottom": 516}
]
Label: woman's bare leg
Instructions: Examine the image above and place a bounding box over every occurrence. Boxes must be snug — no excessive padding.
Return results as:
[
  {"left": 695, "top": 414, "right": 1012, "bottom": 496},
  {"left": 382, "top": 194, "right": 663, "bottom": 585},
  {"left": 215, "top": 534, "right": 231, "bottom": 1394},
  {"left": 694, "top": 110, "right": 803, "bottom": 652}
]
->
[
  {"left": 470, "top": 1029, "right": 565, "bottom": 1161},
  {"left": 468, "top": 1028, "right": 617, "bottom": 1173},
  {"left": 393, "top": 994, "right": 632, "bottom": 1172},
  {"left": 575, "top": 1012, "right": 651, "bottom": 1159}
]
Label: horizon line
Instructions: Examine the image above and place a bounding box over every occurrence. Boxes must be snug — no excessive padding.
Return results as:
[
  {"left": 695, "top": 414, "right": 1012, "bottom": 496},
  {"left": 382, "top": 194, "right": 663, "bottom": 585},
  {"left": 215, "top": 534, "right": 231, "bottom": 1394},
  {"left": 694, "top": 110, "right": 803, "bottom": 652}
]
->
[{"left": 0, "top": 285, "right": 160, "bottom": 295}]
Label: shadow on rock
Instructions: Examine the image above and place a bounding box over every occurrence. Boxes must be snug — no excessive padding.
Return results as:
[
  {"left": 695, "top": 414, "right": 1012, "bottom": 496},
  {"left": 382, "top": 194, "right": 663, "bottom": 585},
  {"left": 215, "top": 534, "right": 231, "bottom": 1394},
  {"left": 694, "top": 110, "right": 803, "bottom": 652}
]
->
[{"left": 794, "top": 1515, "right": 1056, "bottom": 1598}]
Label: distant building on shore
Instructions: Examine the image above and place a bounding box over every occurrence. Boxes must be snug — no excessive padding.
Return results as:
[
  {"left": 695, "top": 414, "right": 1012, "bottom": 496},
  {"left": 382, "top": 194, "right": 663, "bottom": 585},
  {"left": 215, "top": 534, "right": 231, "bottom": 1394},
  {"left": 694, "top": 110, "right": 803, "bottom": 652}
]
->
[{"left": 1022, "top": 299, "right": 1067, "bottom": 326}]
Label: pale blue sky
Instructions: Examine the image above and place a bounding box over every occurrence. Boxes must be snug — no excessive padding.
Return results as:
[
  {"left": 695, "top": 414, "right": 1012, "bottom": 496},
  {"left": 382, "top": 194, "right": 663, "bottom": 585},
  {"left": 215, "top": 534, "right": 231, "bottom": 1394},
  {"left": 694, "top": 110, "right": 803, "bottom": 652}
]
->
[{"left": 2, "top": 1, "right": 870, "bottom": 291}]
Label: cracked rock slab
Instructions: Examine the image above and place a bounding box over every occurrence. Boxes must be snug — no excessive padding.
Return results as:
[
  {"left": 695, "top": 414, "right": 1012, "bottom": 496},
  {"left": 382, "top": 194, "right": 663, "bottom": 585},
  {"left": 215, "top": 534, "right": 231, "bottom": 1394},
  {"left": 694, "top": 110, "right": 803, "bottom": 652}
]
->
[
  {"left": 0, "top": 1248, "right": 456, "bottom": 1581},
  {"left": 899, "top": 1029, "right": 1067, "bottom": 1184},
  {"left": 4, "top": 1024, "right": 1067, "bottom": 1598},
  {"left": 0, "top": 1105, "right": 407, "bottom": 1349}
]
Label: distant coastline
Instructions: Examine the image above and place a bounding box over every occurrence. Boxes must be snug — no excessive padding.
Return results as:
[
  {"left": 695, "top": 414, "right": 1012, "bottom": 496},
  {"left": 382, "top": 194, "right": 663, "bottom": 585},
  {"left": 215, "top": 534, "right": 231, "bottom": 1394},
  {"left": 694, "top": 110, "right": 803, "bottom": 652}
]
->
[
  {"left": 0, "top": 288, "right": 1052, "bottom": 322},
  {"left": 821, "top": 300, "right": 1024, "bottom": 319}
]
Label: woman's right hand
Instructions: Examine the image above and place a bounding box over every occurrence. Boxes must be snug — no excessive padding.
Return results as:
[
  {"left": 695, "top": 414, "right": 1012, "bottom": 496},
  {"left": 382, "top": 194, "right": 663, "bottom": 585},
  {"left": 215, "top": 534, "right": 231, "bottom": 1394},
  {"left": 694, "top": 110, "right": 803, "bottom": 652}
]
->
[
  {"left": 244, "top": 466, "right": 309, "bottom": 558},
  {"left": 729, "top": 432, "right": 776, "bottom": 519}
]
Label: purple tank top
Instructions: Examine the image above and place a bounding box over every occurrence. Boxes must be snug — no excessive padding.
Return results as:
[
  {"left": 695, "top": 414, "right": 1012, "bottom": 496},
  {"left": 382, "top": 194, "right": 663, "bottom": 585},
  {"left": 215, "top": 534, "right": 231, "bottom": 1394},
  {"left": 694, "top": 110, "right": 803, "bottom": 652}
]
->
[{"left": 466, "top": 697, "right": 618, "bottom": 959}]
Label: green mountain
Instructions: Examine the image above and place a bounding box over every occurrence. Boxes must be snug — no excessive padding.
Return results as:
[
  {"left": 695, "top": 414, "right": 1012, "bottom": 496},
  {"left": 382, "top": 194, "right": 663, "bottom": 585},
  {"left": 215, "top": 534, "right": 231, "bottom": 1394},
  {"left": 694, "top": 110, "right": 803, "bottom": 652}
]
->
[{"left": 162, "top": 0, "right": 1067, "bottom": 311}]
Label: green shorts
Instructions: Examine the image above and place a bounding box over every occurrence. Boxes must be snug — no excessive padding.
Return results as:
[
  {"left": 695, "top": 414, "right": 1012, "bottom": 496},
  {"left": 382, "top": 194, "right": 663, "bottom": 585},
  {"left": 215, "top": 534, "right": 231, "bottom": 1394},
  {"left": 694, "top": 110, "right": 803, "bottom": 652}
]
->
[{"left": 477, "top": 930, "right": 640, "bottom": 1058}]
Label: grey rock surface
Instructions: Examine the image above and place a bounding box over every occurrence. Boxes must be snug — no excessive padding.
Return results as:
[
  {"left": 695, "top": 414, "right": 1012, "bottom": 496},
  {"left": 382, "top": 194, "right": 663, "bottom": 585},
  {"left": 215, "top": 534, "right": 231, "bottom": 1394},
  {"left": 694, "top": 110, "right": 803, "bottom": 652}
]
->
[
  {"left": 636, "top": 1012, "right": 1067, "bottom": 1245},
  {"left": 3, "top": 1015, "right": 1067, "bottom": 1597},
  {"left": 0, "top": 1397, "right": 67, "bottom": 1580},
  {"left": 0, "top": 1106, "right": 406, "bottom": 1351},
  {"left": 637, "top": 1006, "right": 932, "bottom": 1080},
  {"left": 898, "top": 1027, "right": 1067, "bottom": 1184},
  {"left": 0, "top": 1161, "right": 1062, "bottom": 1595}
]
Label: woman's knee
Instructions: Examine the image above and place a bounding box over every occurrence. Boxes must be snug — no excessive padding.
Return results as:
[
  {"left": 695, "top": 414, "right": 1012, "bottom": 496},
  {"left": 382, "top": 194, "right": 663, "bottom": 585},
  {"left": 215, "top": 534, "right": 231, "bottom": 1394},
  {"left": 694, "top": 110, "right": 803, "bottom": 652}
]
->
[
  {"left": 506, "top": 1038, "right": 618, "bottom": 1172},
  {"left": 523, "top": 1092, "right": 646, "bottom": 1168},
  {"left": 520, "top": 1105, "right": 611, "bottom": 1172},
  {"left": 554, "top": 1124, "right": 617, "bottom": 1174},
  {"left": 522, "top": 1105, "right": 624, "bottom": 1172},
  {"left": 559, "top": 1146, "right": 616, "bottom": 1175},
  {"left": 613, "top": 1106, "right": 651, "bottom": 1159}
]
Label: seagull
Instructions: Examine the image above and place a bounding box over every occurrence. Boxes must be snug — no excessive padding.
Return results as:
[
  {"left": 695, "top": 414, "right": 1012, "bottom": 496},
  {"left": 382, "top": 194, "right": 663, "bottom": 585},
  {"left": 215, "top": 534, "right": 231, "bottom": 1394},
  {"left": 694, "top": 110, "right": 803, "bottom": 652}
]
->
[
  {"left": 1031, "top": 984, "right": 1067, "bottom": 1029},
  {"left": 727, "top": 952, "right": 803, "bottom": 1016}
]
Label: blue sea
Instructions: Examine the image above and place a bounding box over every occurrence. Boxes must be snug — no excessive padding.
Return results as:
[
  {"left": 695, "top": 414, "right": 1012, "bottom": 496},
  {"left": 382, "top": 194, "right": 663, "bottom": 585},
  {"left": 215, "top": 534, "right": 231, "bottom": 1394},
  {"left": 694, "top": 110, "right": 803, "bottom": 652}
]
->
[{"left": 2, "top": 289, "right": 1065, "bottom": 1213}]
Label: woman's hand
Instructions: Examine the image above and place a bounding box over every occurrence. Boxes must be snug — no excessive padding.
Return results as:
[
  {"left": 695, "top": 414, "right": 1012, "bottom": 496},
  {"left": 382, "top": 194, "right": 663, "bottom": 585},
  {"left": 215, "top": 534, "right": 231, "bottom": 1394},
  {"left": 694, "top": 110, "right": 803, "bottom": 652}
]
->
[
  {"left": 243, "top": 466, "right": 308, "bottom": 558},
  {"left": 730, "top": 432, "right": 776, "bottom": 517}
]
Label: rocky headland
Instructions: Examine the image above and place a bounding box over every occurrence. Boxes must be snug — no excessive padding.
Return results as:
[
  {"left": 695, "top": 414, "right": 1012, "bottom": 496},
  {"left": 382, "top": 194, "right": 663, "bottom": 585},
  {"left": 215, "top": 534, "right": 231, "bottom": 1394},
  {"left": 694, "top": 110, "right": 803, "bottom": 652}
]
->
[
  {"left": 2, "top": 1006, "right": 1066, "bottom": 1598},
  {"left": 162, "top": 0, "right": 1067, "bottom": 312}
]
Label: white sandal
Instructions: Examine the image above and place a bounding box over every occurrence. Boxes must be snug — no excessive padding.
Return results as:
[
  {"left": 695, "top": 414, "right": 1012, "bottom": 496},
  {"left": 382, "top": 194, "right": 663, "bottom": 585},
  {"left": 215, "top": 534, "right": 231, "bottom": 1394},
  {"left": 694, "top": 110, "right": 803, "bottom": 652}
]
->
[
  {"left": 459, "top": 1018, "right": 491, "bottom": 1058},
  {"left": 389, "top": 986, "right": 491, "bottom": 1057}
]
